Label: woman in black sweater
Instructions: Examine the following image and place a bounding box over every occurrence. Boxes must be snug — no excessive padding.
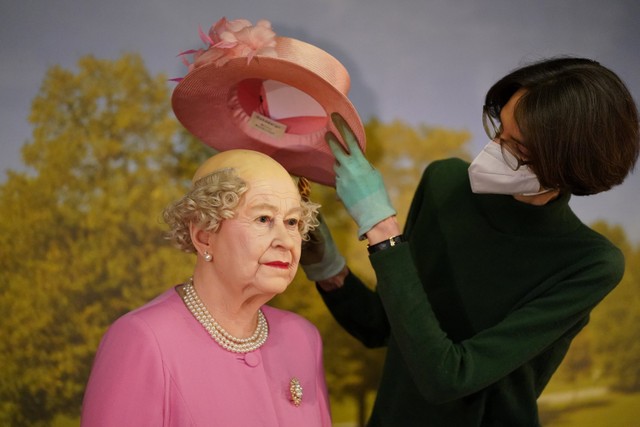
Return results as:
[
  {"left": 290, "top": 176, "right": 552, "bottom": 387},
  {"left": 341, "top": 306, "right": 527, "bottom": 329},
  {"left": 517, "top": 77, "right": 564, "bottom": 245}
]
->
[{"left": 302, "top": 57, "right": 639, "bottom": 426}]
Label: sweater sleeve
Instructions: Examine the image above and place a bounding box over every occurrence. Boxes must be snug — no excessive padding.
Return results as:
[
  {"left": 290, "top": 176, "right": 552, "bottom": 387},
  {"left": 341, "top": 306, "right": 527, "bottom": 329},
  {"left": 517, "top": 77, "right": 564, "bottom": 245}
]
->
[
  {"left": 314, "top": 163, "right": 436, "bottom": 348},
  {"left": 317, "top": 271, "right": 390, "bottom": 348},
  {"left": 371, "top": 242, "right": 623, "bottom": 403},
  {"left": 81, "top": 314, "right": 168, "bottom": 426}
]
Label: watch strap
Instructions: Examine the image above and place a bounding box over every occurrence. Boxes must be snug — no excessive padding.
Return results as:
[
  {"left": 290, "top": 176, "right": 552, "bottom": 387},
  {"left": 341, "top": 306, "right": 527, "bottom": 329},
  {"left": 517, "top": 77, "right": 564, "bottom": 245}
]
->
[{"left": 367, "top": 235, "right": 406, "bottom": 254}]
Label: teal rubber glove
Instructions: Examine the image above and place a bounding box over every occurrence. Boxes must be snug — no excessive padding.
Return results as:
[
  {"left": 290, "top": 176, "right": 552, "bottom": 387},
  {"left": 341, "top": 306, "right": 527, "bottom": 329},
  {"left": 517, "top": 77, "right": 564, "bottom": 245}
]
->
[
  {"left": 300, "top": 213, "right": 346, "bottom": 282},
  {"left": 325, "top": 113, "right": 396, "bottom": 238}
]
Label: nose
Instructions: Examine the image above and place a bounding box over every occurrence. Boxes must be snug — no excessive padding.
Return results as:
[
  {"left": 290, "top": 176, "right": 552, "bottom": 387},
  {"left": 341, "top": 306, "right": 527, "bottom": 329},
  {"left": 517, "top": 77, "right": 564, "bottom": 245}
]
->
[{"left": 271, "top": 221, "right": 297, "bottom": 250}]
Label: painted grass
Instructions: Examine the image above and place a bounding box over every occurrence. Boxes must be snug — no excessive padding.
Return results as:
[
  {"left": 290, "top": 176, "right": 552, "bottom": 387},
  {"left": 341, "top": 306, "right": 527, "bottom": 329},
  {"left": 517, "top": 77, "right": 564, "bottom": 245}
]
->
[{"left": 540, "top": 391, "right": 640, "bottom": 426}]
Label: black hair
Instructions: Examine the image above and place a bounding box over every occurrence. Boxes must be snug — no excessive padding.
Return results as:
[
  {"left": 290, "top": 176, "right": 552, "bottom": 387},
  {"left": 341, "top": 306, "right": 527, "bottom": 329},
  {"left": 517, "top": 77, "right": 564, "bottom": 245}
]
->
[{"left": 485, "top": 57, "right": 639, "bottom": 195}]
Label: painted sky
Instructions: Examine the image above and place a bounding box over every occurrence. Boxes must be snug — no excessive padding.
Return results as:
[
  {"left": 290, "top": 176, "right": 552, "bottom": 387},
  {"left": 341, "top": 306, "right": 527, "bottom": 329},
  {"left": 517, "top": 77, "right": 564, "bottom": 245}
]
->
[{"left": 2, "top": 0, "right": 639, "bottom": 241}]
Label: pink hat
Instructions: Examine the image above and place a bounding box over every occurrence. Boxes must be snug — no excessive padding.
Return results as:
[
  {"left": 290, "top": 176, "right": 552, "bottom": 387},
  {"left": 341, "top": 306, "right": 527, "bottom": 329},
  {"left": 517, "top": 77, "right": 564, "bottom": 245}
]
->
[{"left": 171, "top": 18, "right": 366, "bottom": 187}]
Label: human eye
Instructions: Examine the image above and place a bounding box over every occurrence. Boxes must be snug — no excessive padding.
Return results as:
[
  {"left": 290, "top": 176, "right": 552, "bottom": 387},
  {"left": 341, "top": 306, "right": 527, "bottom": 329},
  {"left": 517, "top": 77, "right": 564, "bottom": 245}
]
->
[
  {"left": 285, "top": 217, "right": 299, "bottom": 228},
  {"left": 257, "top": 215, "right": 272, "bottom": 224}
]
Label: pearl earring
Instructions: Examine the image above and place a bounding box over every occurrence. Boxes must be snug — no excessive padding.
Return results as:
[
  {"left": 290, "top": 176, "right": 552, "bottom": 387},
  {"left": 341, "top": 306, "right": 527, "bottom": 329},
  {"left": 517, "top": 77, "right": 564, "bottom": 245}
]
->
[{"left": 203, "top": 251, "right": 212, "bottom": 262}]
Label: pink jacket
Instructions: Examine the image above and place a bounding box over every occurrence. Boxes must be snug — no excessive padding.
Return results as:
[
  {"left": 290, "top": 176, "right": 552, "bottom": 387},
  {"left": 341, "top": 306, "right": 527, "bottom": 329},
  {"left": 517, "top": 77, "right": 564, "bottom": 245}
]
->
[{"left": 81, "top": 287, "right": 331, "bottom": 426}]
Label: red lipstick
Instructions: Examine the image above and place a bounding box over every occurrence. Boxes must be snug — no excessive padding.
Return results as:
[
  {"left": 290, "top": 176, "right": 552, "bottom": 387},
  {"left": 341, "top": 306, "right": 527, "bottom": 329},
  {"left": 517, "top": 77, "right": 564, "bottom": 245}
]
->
[{"left": 265, "top": 261, "right": 290, "bottom": 269}]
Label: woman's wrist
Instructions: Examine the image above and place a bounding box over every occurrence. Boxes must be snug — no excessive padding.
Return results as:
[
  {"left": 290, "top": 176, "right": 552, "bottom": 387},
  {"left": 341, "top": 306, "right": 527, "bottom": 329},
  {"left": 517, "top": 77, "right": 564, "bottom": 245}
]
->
[{"left": 365, "top": 216, "right": 401, "bottom": 245}]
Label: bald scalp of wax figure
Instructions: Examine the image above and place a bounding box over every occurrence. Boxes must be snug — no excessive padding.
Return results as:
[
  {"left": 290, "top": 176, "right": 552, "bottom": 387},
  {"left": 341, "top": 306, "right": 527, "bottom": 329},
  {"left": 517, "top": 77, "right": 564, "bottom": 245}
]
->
[{"left": 193, "top": 149, "right": 296, "bottom": 187}]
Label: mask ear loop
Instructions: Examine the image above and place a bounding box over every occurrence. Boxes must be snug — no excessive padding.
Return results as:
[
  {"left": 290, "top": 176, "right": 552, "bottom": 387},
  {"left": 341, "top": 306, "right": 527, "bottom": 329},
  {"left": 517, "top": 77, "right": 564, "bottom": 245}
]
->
[
  {"left": 517, "top": 163, "right": 556, "bottom": 197},
  {"left": 519, "top": 188, "right": 554, "bottom": 197}
]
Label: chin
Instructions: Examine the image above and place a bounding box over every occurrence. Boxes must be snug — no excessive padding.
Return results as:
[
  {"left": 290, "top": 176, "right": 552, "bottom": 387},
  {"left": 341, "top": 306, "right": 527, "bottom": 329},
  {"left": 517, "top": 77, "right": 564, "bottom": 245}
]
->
[
  {"left": 258, "top": 278, "right": 293, "bottom": 296},
  {"left": 273, "top": 280, "right": 293, "bottom": 295}
]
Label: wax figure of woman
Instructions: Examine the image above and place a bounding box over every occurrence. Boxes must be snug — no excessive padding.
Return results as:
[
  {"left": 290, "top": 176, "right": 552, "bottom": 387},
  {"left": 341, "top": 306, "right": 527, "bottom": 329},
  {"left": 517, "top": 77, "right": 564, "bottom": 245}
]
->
[
  {"left": 82, "top": 149, "right": 331, "bottom": 426},
  {"left": 300, "top": 57, "right": 639, "bottom": 425}
]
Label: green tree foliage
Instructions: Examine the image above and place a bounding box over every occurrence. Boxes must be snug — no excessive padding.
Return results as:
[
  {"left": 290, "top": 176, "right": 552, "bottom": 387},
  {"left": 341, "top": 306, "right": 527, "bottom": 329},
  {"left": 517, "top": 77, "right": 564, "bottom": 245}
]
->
[{"left": 0, "top": 54, "right": 211, "bottom": 426}]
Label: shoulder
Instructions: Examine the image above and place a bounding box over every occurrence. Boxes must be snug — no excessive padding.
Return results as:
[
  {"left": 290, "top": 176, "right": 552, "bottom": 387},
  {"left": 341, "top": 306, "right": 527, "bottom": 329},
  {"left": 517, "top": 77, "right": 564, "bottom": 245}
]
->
[
  {"left": 416, "top": 157, "right": 471, "bottom": 198},
  {"left": 262, "top": 305, "right": 319, "bottom": 331},
  {"left": 422, "top": 158, "right": 470, "bottom": 186},
  {"left": 88, "top": 290, "right": 184, "bottom": 382},
  {"left": 105, "top": 287, "right": 185, "bottom": 342},
  {"left": 412, "top": 157, "right": 471, "bottom": 210},
  {"left": 262, "top": 305, "right": 321, "bottom": 341},
  {"left": 547, "top": 224, "right": 627, "bottom": 304},
  {"left": 575, "top": 226, "right": 626, "bottom": 283}
]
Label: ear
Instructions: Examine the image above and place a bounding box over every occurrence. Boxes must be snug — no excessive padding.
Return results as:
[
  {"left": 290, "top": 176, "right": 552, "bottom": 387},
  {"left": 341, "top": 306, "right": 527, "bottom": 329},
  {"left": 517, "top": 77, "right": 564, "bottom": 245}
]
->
[{"left": 189, "top": 222, "right": 211, "bottom": 256}]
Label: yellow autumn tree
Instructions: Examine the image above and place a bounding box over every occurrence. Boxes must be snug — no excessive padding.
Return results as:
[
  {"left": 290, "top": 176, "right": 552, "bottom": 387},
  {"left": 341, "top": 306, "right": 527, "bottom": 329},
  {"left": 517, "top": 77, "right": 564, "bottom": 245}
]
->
[
  {"left": 9, "top": 51, "right": 637, "bottom": 427},
  {"left": 0, "top": 53, "right": 210, "bottom": 426},
  {"left": 573, "top": 223, "right": 640, "bottom": 391}
]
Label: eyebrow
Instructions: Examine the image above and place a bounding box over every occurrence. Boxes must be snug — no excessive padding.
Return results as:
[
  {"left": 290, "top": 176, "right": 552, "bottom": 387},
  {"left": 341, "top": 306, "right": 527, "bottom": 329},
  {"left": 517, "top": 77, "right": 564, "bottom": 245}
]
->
[{"left": 248, "top": 202, "right": 303, "bottom": 216}]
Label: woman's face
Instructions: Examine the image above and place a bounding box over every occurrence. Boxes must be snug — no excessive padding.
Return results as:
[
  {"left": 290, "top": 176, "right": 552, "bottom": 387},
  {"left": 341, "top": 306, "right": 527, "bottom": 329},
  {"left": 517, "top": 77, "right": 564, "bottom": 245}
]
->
[
  {"left": 208, "top": 174, "right": 303, "bottom": 298},
  {"left": 497, "top": 88, "right": 531, "bottom": 162}
]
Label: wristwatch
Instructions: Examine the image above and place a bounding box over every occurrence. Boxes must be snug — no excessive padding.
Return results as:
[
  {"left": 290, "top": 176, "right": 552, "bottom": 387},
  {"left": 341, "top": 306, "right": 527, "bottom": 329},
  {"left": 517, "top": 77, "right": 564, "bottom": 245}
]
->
[{"left": 367, "top": 235, "right": 406, "bottom": 254}]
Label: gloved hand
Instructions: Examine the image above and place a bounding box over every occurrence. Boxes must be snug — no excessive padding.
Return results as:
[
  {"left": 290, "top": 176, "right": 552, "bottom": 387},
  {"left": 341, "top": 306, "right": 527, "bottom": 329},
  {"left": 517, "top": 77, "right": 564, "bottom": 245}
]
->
[
  {"left": 300, "top": 213, "right": 346, "bottom": 282},
  {"left": 325, "top": 113, "right": 396, "bottom": 238}
]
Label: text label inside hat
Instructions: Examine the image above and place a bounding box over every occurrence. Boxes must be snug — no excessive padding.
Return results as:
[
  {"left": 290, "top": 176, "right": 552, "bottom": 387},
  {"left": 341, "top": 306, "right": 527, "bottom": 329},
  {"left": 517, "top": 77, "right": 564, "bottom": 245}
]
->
[{"left": 249, "top": 112, "right": 287, "bottom": 138}]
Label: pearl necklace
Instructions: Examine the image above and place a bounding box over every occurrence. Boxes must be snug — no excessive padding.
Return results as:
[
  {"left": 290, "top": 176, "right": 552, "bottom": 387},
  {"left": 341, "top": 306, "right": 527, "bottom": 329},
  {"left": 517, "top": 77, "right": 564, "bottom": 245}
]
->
[{"left": 181, "top": 278, "right": 269, "bottom": 353}]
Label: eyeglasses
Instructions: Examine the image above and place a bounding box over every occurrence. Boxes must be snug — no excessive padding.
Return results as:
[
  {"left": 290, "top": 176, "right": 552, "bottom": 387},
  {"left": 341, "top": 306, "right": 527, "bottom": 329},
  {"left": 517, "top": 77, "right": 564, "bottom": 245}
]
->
[
  {"left": 500, "top": 142, "right": 531, "bottom": 171},
  {"left": 482, "top": 105, "right": 501, "bottom": 141},
  {"left": 482, "top": 105, "right": 531, "bottom": 171}
]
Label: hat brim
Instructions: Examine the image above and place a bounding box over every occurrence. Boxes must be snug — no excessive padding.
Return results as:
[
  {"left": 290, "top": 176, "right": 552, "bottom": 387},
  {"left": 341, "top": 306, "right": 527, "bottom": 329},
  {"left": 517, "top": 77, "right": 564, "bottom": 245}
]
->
[{"left": 171, "top": 55, "right": 366, "bottom": 187}]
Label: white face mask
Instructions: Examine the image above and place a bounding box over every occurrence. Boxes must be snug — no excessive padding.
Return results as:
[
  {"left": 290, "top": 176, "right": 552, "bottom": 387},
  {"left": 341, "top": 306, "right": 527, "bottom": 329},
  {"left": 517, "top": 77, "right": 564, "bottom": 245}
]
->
[{"left": 468, "top": 141, "right": 547, "bottom": 196}]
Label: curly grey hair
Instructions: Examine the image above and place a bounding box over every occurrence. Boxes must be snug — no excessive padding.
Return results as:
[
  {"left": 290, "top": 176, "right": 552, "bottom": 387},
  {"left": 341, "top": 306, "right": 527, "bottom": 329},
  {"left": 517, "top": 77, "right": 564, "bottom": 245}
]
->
[{"left": 163, "top": 168, "right": 319, "bottom": 253}]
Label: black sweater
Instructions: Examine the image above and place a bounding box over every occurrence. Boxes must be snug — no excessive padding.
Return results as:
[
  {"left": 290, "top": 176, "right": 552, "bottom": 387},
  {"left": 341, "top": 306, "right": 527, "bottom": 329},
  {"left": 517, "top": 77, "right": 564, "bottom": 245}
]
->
[{"left": 320, "top": 158, "right": 624, "bottom": 426}]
